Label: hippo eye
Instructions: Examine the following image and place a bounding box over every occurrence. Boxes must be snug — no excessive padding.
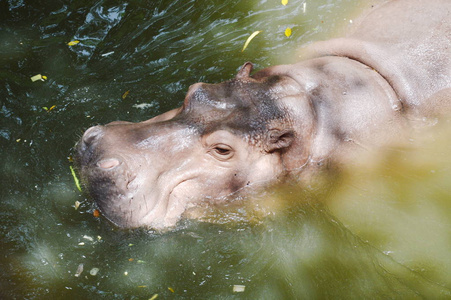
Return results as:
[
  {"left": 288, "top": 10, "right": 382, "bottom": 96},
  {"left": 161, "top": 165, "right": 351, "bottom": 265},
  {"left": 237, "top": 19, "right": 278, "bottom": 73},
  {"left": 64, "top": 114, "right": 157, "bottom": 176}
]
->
[{"left": 211, "top": 144, "right": 234, "bottom": 160}]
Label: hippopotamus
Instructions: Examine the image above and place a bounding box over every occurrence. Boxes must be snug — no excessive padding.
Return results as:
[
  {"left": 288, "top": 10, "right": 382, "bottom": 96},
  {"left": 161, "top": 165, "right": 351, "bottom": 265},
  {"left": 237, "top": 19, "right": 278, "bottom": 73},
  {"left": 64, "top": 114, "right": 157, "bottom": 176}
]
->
[{"left": 75, "top": 0, "right": 451, "bottom": 229}]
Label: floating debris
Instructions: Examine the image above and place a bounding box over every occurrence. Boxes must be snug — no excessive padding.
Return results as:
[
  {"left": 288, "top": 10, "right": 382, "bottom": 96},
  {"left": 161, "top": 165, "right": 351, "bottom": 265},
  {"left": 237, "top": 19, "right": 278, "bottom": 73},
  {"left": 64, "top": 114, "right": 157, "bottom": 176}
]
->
[
  {"left": 281, "top": 0, "right": 288, "bottom": 5},
  {"left": 285, "top": 27, "right": 292, "bottom": 37},
  {"left": 168, "top": 287, "right": 175, "bottom": 293},
  {"left": 70, "top": 166, "right": 82, "bottom": 192},
  {"left": 74, "top": 201, "right": 80, "bottom": 210},
  {"left": 133, "top": 103, "right": 154, "bottom": 109},
  {"left": 93, "top": 209, "right": 100, "bottom": 218},
  {"left": 101, "top": 51, "right": 114, "bottom": 57},
  {"left": 242, "top": 31, "right": 262, "bottom": 52},
  {"left": 89, "top": 268, "right": 99, "bottom": 276},
  {"left": 31, "top": 74, "right": 47, "bottom": 82},
  {"left": 122, "top": 90, "right": 130, "bottom": 99},
  {"left": 43, "top": 105, "right": 56, "bottom": 112},
  {"left": 67, "top": 40, "right": 80, "bottom": 46},
  {"left": 83, "top": 235, "right": 94, "bottom": 242},
  {"left": 149, "top": 294, "right": 158, "bottom": 300},
  {"left": 233, "top": 285, "right": 245, "bottom": 293},
  {"left": 74, "top": 263, "right": 84, "bottom": 277}
]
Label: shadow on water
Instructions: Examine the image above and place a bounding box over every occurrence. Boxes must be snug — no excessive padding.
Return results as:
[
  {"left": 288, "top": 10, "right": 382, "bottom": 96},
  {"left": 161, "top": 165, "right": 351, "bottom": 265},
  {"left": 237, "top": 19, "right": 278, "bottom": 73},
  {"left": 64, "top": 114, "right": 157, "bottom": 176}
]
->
[{"left": 1, "top": 0, "right": 451, "bottom": 298}]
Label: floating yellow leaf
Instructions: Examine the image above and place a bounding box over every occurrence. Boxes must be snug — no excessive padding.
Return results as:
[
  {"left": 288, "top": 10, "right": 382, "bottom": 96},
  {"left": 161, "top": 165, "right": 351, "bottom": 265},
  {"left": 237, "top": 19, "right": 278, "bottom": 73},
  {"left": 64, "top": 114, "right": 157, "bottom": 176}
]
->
[
  {"left": 67, "top": 40, "right": 80, "bottom": 46},
  {"left": 168, "top": 287, "right": 175, "bottom": 293},
  {"left": 122, "top": 90, "right": 130, "bottom": 99},
  {"left": 281, "top": 0, "right": 288, "bottom": 5},
  {"left": 31, "top": 74, "right": 47, "bottom": 82},
  {"left": 242, "top": 31, "right": 262, "bottom": 52},
  {"left": 285, "top": 27, "right": 292, "bottom": 37},
  {"left": 149, "top": 294, "right": 158, "bottom": 300},
  {"left": 70, "top": 165, "right": 82, "bottom": 192},
  {"left": 43, "top": 105, "right": 57, "bottom": 112}
]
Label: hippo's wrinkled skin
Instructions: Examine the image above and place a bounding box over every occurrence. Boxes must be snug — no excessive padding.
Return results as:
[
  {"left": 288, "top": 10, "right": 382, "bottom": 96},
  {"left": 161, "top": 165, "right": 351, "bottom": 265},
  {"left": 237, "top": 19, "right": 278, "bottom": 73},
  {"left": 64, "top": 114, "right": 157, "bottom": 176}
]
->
[{"left": 75, "top": 0, "right": 451, "bottom": 229}]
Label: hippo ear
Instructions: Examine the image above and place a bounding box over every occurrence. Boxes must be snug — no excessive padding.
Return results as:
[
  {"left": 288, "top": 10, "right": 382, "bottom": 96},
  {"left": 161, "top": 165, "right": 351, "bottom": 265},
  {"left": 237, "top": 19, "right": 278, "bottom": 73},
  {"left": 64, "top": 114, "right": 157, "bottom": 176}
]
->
[
  {"left": 236, "top": 62, "right": 254, "bottom": 79},
  {"left": 265, "top": 129, "right": 295, "bottom": 153}
]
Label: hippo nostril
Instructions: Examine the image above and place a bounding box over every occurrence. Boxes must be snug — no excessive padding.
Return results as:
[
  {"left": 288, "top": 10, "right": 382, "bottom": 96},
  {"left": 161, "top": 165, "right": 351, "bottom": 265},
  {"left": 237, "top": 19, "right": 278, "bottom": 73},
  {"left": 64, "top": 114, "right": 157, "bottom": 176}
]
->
[
  {"left": 97, "top": 158, "right": 120, "bottom": 170},
  {"left": 82, "top": 125, "right": 104, "bottom": 149}
]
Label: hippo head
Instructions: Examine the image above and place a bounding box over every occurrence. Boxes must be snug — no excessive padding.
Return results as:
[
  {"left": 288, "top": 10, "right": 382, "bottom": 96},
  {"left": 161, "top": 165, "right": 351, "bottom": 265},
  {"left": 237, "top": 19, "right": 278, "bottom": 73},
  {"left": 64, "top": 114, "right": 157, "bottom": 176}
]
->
[{"left": 75, "top": 63, "right": 314, "bottom": 229}]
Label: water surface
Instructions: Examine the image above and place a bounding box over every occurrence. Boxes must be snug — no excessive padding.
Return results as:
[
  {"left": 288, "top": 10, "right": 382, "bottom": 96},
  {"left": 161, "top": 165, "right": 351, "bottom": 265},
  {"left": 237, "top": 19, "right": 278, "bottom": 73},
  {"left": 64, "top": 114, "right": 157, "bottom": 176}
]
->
[{"left": 2, "top": 0, "right": 451, "bottom": 298}]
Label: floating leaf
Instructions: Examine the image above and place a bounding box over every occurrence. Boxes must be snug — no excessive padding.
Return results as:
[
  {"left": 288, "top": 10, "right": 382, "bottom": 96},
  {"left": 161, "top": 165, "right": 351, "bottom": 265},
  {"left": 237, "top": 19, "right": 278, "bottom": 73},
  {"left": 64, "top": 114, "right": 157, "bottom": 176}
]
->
[
  {"left": 70, "top": 166, "right": 82, "bottom": 192},
  {"left": 168, "top": 287, "right": 175, "bottom": 293},
  {"left": 93, "top": 209, "right": 100, "bottom": 217},
  {"left": 101, "top": 51, "right": 114, "bottom": 57},
  {"left": 43, "top": 105, "right": 56, "bottom": 112},
  {"left": 67, "top": 40, "right": 80, "bottom": 46},
  {"left": 74, "top": 201, "right": 80, "bottom": 210},
  {"left": 122, "top": 90, "right": 130, "bottom": 99},
  {"left": 285, "top": 27, "right": 292, "bottom": 37},
  {"left": 281, "top": 0, "right": 288, "bottom": 5},
  {"left": 74, "top": 263, "right": 84, "bottom": 277},
  {"left": 149, "top": 294, "right": 158, "bottom": 300},
  {"left": 89, "top": 268, "right": 99, "bottom": 276},
  {"left": 31, "top": 74, "right": 47, "bottom": 82},
  {"left": 242, "top": 31, "right": 262, "bottom": 52},
  {"left": 233, "top": 285, "right": 246, "bottom": 292},
  {"left": 83, "top": 235, "right": 94, "bottom": 242}
]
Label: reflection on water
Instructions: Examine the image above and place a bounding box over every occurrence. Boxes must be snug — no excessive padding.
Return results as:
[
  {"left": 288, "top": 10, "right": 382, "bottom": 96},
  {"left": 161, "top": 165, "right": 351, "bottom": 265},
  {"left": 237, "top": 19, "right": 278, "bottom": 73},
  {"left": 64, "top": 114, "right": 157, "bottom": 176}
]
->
[{"left": 1, "top": 0, "right": 450, "bottom": 298}]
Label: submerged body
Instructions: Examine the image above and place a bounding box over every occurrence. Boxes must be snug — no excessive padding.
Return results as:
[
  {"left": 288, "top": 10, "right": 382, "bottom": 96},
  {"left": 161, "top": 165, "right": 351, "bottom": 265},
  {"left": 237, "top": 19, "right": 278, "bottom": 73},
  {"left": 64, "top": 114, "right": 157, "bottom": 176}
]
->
[{"left": 75, "top": 0, "right": 451, "bottom": 229}]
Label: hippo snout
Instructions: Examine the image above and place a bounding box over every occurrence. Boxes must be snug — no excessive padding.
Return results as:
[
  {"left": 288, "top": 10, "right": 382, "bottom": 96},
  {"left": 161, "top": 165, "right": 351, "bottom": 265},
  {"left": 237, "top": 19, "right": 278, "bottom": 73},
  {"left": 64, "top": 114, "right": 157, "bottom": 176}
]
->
[
  {"left": 76, "top": 125, "right": 123, "bottom": 172},
  {"left": 80, "top": 125, "right": 104, "bottom": 153}
]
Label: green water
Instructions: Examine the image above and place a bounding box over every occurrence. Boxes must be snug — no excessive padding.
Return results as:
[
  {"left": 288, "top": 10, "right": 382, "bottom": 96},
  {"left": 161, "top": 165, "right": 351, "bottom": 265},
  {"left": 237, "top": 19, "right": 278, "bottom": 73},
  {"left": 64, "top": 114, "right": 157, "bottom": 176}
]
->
[{"left": 2, "top": 0, "right": 451, "bottom": 298}]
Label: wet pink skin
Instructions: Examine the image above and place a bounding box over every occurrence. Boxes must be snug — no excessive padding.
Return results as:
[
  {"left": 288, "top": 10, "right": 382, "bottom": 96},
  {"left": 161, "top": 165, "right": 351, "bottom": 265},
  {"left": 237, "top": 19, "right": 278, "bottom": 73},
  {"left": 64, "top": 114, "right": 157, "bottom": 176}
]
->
[{"left": 76, "top": 0, "right": 451, "bottom": 229}]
